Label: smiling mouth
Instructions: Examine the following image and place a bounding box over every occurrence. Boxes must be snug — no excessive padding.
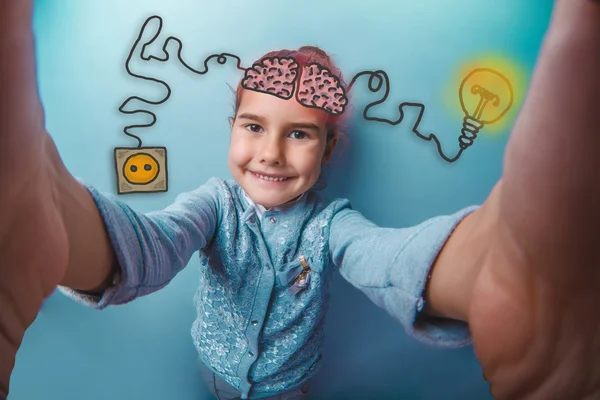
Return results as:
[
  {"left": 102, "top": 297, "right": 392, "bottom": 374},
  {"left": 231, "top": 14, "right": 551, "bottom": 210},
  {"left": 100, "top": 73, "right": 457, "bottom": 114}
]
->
[{"left": 250, "top": 171, "right": 291, "bottom": 182}]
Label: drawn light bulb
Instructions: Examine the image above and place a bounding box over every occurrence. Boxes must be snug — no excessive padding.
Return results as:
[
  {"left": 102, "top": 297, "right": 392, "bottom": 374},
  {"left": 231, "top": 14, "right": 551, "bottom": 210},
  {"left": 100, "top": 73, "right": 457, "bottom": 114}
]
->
[{"left": 457, "top": 68, "right": 514, "bottom": 149}]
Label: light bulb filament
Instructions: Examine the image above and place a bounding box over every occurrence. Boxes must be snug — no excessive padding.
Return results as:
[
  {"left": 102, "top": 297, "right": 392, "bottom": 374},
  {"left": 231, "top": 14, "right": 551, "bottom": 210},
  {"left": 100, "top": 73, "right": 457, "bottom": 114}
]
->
[{"left": 471, "top": 84, "right": 500, "bottom": 120}]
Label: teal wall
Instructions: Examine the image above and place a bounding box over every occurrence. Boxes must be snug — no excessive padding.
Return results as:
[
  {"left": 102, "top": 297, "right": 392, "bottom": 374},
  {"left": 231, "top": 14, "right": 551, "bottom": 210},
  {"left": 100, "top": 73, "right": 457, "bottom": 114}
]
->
[{"left": 10, "top": 1, "right": 553, "bottom": 398}]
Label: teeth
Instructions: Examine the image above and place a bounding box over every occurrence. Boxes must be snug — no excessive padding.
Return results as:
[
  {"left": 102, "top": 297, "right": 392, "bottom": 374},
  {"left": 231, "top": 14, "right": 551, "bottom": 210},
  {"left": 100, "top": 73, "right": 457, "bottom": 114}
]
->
[{"left": 255, "top": 173, "right": 287, "bottom": 182}]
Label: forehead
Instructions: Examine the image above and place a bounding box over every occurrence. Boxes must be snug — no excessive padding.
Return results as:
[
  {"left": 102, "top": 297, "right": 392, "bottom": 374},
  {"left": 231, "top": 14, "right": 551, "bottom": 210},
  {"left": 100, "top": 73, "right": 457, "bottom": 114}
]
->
[{"left": 238, "top": 89, "right": 327, "bottom": 126}]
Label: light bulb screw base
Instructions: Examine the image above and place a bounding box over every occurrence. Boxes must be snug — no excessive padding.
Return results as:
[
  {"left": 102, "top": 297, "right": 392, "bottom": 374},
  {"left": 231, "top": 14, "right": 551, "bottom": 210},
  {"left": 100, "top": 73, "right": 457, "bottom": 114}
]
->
[{"left": 459, "top": 116, "right": 484, "bottom": 150}]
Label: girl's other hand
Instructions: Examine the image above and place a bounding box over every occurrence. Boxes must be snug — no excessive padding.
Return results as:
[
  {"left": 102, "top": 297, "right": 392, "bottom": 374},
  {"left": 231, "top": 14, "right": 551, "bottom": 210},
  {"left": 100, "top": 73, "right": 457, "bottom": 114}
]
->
[
  {"left": 0, "top": 0, "right": 70, "bottom": 394},
  {"left": 468, "top": 1, "right": 600, "bottom": 398}
]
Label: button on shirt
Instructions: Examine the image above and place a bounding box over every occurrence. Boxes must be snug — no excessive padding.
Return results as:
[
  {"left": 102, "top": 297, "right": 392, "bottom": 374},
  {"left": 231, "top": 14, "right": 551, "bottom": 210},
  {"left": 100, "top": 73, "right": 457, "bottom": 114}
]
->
[{"left": 60, "top": 178, "right": 477, "bottom": 399}]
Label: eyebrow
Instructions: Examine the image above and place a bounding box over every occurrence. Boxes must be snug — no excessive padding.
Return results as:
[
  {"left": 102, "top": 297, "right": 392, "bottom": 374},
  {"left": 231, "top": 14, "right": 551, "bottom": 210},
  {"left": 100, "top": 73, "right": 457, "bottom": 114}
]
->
[
  {"left": 237, "top": 113, "right": 266, "bottom": 123},
  {"left": 237, "top": 113, "right": 321, "bottom": 132}
]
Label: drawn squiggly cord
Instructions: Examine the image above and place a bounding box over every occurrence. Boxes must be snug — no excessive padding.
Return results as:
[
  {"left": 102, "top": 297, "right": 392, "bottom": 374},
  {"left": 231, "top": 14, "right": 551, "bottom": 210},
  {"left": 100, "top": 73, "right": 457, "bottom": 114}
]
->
[
  {"left": 119, "top": 16, "right": 246, "bottom": 148},
  {"left": 347, "top": 70, "right": 481, "bottom": 163},
  {"left": 120, "top": 15, "right": 513, "bottom": 162}
]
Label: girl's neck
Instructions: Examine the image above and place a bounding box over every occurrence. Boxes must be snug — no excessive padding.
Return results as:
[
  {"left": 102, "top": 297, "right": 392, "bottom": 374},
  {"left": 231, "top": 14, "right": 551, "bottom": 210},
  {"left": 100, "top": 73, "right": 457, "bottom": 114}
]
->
[{"left": 243, "top": 191, "right": 305, "bottom": 215}]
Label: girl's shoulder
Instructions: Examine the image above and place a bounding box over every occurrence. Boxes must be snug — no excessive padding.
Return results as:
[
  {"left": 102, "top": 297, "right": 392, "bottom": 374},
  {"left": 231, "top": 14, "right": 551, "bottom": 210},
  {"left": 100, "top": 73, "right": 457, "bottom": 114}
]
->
[
  {"left": 304, "top": 191, "right": 354, "bottom": 221},
  {"left": 182, "top": 177, "right": 237, "bottom": 200}
]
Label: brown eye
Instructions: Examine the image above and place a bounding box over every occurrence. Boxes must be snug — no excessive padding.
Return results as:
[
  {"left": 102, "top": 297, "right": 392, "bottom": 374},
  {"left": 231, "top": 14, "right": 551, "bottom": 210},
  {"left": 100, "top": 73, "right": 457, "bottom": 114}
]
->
[
  {"left": 246, "top": 124, "right": 262, "bottom": 133},
  {"left": 289, "top": 130, "right": 308, "bottom": 139}
]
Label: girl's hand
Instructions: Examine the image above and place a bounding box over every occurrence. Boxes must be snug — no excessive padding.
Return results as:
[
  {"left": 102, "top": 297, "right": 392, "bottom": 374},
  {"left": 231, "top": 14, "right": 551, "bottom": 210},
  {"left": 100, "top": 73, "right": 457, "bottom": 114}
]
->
[
  {"left": 468, "top": 1, "right": 600, "bottom": 398},
  {"left": 0, "top": 0, "right": 70, "bottom": 394},
  {"left": 469, "top": 216, "right": 600, "bottom": 399}
]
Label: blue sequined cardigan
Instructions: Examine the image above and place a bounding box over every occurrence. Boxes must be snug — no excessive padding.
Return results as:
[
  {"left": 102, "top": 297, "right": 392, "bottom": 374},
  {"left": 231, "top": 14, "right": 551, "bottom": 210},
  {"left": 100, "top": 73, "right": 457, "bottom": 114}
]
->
[{"left": 60, "top": 177, "right": 476, "bottom": 399}]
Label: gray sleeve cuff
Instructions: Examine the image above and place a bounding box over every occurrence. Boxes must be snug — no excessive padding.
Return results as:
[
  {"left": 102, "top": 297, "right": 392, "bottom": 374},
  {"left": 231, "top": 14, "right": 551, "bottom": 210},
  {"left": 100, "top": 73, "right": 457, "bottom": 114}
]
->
[
  {"left": 58, "top": 178, "right": 221, "bottom": 310},
  {"left": 331, "top": 201, "right": 479, "bottom": 348},
  {"left": 390, "top": 205, "right": 479, "bottom": 348},
  {"left": 57, "top": 182, "right": 145, "bottom": 310}
]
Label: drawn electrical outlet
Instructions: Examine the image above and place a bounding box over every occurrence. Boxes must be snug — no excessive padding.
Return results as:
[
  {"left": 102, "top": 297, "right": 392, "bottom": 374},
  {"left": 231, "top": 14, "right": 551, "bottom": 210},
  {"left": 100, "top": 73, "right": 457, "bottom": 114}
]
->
[{"left": 114, "top": 146, "right": 168, "bottom": 194}]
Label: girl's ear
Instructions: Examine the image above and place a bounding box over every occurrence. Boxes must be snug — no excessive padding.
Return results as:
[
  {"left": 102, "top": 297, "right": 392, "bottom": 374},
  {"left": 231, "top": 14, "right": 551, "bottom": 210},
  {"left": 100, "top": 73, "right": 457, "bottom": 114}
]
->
[
  {"left": 229, "top": 116, "right": 235, "bottom": 128},
  {"left": 322, "top": 136, "right": 339, "bottom": 165}
]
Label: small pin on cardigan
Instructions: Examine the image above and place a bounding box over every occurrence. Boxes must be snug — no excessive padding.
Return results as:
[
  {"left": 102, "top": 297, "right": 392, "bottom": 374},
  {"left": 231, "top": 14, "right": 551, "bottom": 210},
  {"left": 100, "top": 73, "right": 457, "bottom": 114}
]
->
[{"left": 290, "top": 255, "right": 312, "bottom": 295}]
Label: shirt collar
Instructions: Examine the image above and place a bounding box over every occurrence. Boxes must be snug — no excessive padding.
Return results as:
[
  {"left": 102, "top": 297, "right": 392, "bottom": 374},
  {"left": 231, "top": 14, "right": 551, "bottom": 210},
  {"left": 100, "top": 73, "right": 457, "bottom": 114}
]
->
[{"left": 242, "top": 190, "right": 305, "bottom": 218}]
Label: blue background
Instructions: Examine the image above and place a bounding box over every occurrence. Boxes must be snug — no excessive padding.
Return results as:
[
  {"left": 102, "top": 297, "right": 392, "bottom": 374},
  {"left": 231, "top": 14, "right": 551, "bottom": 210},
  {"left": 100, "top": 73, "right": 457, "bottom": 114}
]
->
[{"left": 11, "top": 0, "right": 553, "bottom": 399}]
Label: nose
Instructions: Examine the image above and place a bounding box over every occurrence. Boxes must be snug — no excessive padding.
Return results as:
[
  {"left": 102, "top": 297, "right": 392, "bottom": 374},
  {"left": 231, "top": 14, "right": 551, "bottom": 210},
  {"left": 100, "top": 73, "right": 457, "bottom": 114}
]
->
[{"left": 259, "top": 135, "right": 284, "bottom": 166}]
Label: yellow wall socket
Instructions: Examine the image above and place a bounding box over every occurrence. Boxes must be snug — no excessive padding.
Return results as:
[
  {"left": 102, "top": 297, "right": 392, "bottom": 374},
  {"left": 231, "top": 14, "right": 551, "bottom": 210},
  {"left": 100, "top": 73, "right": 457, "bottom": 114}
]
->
[{"left": 114, "top": 146, "right": 168, "bottom": 194}]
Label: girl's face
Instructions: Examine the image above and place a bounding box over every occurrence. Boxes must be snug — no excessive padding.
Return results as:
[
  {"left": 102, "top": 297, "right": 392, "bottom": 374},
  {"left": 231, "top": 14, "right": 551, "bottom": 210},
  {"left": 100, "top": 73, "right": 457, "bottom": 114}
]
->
[{"left": 228, "top": 89, "right": 335, "bottom": 209}]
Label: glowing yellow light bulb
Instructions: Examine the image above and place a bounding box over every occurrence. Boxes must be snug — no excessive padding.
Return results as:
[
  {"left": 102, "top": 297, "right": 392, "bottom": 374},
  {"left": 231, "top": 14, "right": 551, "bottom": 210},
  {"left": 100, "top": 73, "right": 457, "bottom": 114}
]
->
[{"left": 457, "top": 68, "right": 514, "bottom": 149}]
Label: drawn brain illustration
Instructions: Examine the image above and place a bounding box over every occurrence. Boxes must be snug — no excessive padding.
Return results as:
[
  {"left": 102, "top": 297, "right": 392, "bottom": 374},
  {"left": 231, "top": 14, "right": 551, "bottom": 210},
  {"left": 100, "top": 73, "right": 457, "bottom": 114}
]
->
[
  {"left": 242, "top": 57, "right": 348, "bottom": 116},
  {"left": 297, "top": 63, "right": 347, "bottom": 116},
  {"left": 242, "top": 57, "right": 299, "bottom": 99}
]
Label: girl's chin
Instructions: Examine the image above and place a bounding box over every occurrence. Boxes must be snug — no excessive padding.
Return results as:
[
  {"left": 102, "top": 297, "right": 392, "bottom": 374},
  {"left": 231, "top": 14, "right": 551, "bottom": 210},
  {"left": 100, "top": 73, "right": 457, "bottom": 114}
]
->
[{"left": 248, "top": 190, "right": 305, "bottom": 209}]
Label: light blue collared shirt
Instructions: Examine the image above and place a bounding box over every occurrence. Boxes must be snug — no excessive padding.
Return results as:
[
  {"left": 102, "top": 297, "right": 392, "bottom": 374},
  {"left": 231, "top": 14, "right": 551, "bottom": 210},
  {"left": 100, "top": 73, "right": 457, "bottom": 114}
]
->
[{"left": 60, "top": 177, "right": 476, "bottom": 399}]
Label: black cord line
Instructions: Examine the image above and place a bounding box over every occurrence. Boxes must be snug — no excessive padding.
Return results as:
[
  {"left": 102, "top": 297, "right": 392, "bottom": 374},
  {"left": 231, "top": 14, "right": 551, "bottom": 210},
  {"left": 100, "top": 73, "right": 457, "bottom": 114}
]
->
[{"left": 120, "top": 15, "right": 482, "bottom": 162}]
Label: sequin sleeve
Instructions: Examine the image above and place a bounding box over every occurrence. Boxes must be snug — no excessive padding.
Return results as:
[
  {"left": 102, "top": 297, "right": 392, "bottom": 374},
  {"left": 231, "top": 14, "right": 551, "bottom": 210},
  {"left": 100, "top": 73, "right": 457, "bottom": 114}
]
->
[
  {"left": 329, "top": 204, "right": 479, "bottom": 348},
  {"left": 58, "top": 178, "right": 222, "bottom": 309}
]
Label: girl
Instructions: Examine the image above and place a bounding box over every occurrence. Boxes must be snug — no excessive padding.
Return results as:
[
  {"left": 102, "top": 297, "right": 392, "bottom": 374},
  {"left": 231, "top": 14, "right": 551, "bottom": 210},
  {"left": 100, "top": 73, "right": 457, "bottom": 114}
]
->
[
  {"left": 59, "top": 46, "right": 476, "bottom": 399},
  {"left": 2, "top": 0, "right": 600, "bottom": 399}
]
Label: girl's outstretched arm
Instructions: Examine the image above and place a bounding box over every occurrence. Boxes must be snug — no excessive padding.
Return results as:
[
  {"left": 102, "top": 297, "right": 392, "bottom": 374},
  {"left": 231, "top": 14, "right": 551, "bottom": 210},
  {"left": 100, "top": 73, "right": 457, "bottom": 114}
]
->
[
  {"left": 429, "top": 0, "right": 600, "bottom": 398},
  {"left": 0, "top": 0, "right": 75, "bottom": 394},
  {"left": 0, "top": 1, "right": 219, "bottom": 395}
]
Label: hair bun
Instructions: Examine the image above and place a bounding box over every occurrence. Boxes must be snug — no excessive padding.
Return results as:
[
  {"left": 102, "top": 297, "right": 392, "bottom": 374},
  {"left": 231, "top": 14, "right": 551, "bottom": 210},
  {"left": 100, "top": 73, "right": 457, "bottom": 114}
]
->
[{"left": 298, "top": 46, "right": 330, "bottom": 60}]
